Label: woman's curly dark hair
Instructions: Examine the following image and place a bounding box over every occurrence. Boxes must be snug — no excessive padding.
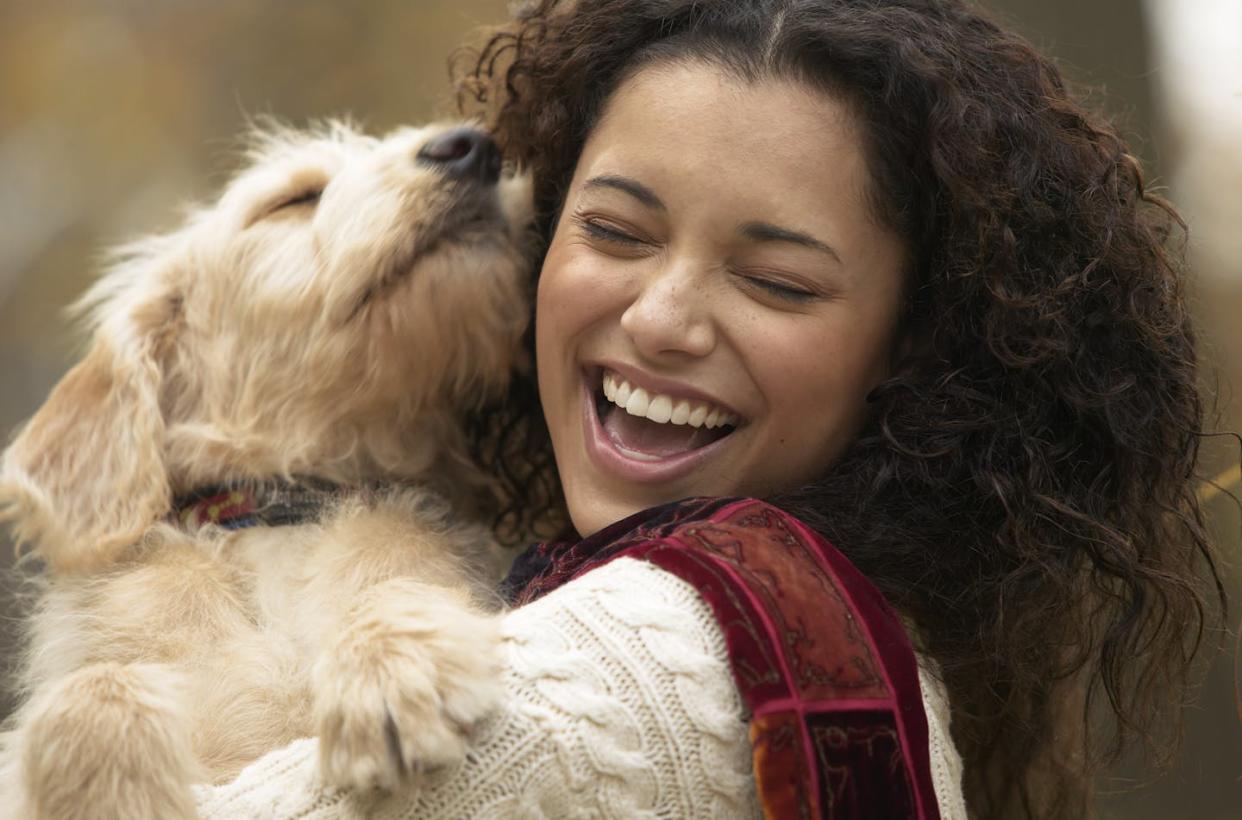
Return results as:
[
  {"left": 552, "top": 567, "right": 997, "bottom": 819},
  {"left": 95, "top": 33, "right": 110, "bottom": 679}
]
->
[{"left": 454, "top": 0, "right": 1226, "bottom": 815}]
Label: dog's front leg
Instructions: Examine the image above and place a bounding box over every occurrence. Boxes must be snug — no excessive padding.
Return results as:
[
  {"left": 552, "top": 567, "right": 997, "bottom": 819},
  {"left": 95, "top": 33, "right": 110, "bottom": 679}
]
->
[
  {"left": 311, "top": 577, "right": 503, "bottom": 792},
  {"left": 10, "top": 662, "right": 201, "bottom": 820}
]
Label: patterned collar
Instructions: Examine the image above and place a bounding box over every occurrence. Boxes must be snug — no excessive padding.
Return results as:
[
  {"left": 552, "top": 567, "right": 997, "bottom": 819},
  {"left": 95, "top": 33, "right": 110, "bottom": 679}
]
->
[{"left": 173, "top": 478, "right": 348, "bottom": 530}]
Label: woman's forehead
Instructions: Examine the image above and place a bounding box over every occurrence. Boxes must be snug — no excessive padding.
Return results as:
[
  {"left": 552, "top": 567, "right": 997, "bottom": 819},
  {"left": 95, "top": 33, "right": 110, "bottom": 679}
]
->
[
  {"left": 596, "top": 59, "right": 860, "bottom": 152},
  {"left": 573, "top": 61, "right": 888, "bottom": 260}
]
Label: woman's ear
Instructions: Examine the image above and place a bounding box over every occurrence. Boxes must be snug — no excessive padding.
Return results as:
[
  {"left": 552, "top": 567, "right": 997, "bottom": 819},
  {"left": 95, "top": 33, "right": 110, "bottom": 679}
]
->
[{"left": 0, "top": 284, "right": 179, "bottom": 574}]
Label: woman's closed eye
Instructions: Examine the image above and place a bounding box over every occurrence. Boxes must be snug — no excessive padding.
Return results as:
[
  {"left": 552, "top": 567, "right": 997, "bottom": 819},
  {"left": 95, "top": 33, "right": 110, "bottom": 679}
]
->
[
  {"left": 746, "top": 277, "right": 816, "bottom": 302},
  {"left": 733, "top": 268, "right": 820, "bottom": 304},
  {"left": 573, "top": 215, "right": 647, "bottom": 247}
]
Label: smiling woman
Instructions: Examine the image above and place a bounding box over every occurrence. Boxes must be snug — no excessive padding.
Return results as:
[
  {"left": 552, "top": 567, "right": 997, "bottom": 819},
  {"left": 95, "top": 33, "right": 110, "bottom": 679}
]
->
[{"left": 191, "top": 1, "right": 1224, "bottom": 818}]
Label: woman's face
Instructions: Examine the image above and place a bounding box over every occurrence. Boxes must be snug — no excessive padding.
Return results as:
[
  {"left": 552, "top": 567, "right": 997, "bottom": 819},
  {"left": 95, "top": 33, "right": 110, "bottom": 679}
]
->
[{"left": 537, "top": 60, "right": 907, "bottom": 536}]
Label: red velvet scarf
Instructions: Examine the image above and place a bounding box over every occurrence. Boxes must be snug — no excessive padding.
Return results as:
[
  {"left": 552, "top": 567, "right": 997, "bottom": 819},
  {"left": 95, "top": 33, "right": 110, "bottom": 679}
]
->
[{"left": 502, "top": 497, "right": 941, "bottom": 820}]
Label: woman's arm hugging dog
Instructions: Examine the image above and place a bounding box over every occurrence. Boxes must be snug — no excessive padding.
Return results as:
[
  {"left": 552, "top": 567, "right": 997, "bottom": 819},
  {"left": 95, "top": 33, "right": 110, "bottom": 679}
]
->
[{"left": 0, "top": 120, "right": 535, "bottom": 820}]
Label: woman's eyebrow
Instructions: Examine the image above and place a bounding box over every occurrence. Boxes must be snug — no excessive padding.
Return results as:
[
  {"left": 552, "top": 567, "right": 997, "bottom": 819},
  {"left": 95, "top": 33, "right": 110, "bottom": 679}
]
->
[
  {"left": 739, "top": 220, "right": 842, "bottom": 264},
  {"left": 582, "top": 174, "right": 666, "bottom": 211}
]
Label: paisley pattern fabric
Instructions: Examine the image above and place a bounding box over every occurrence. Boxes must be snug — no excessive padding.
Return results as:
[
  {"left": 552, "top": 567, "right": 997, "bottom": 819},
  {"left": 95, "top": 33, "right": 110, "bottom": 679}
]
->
[{"left": 503, "top": 497, "right": 941, "bottom": 820}]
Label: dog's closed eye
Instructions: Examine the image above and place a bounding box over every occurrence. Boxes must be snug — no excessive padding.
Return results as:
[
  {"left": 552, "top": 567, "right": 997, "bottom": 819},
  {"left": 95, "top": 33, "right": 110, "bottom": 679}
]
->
[
  {"left": 247, "top": 166, "right": 332, "bottom": 225},
  {"left": 244, "top": 186, "right": 324, "bottom": 228},
  {"left": 274, "top": 189, "right": 322, "bottom": 211},
  {"left": 244, "top": 186, "right": 325, "bottom": 228},
  {"left": 259, "top": 187, "right": 323, "bottom": 221}
]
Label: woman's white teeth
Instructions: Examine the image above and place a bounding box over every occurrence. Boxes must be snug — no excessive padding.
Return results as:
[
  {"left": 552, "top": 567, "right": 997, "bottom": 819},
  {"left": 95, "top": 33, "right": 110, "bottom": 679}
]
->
[
  {"left": 625, "top": 388, "right": 649, "bottom": 416},
  {"left": 601, "top": 371, "right": 737, "bottom": 429},
  {"left": 647, "top": 394, "right": 673, "bottom": 424}
]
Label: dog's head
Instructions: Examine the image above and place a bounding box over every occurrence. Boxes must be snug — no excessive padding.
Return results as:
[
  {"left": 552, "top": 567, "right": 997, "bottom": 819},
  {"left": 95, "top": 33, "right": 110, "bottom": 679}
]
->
[{"left": 1, "top": 120, "right": 534, "bottom": 572}]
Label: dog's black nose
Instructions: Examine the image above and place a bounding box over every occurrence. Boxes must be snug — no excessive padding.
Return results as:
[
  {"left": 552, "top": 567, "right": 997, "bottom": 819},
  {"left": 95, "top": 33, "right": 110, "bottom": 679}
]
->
[{"left": 416, "top": 128, "right": 502, "bottom": 185}]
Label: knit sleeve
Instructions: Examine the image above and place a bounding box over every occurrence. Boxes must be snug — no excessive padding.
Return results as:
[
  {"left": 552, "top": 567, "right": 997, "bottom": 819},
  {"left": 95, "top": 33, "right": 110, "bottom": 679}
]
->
[
  {"left": 194, "top": 557, "right": 760, "bottom": 819},
  {"left": 193, "top": 556, "right": 968, "bottom": 819}
]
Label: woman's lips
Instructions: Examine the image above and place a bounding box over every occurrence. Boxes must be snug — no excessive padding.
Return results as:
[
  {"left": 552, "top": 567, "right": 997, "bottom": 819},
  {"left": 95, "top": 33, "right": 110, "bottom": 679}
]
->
[{"left": 581, "top": 377, "right": 734, "bottom": 484}]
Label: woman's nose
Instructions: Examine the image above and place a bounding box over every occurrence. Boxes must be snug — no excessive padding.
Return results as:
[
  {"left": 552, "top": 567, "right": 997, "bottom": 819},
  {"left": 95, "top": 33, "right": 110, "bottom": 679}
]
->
[{"left": 619, "top": 265, "right": 716, "bottom": 359}]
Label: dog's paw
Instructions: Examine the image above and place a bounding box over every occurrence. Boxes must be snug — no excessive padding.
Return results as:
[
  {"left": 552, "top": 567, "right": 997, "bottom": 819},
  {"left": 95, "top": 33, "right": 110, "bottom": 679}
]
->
[
  {"left": 312, "top": 578, "right": 503, "bottom": 792},
  {"left": 16, "top": 663, "right": 200, "bottom": 820}
]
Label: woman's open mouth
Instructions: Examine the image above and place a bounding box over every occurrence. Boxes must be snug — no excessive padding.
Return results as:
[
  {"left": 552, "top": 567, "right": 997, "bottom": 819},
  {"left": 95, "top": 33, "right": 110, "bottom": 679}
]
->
[{"left": 582, "top": 366, "right": 743, "bottom": 482}]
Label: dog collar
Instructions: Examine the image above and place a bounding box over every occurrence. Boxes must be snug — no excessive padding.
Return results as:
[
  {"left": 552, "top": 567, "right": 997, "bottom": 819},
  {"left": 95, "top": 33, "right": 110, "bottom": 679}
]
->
[{"left": 173, "top": 479, "right": 346, "bottom": 530}]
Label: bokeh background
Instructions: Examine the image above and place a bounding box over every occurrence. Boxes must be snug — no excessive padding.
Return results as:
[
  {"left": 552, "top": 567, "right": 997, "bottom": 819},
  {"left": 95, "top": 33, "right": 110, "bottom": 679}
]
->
[{"left": 1, "top": 1, "right": 1238, "bottom": 815}]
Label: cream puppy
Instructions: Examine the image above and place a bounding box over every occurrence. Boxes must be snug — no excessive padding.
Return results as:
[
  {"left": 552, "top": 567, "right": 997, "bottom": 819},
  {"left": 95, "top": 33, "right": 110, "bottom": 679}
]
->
[{"left": 0, "top": 120, "right": 533, "bottom": 819}]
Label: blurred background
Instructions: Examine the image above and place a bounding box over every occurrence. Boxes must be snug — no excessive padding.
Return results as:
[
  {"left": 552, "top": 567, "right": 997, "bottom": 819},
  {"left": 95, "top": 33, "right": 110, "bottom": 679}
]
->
[{"left": 1, "top": 0, "right": 1238, "bottom": 815}]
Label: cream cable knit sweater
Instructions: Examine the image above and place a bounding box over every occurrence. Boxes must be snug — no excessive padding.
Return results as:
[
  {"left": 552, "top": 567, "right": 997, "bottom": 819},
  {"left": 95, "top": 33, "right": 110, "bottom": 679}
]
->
[{"left": 194, "top": 557, "right": 968, "bottom": 819}]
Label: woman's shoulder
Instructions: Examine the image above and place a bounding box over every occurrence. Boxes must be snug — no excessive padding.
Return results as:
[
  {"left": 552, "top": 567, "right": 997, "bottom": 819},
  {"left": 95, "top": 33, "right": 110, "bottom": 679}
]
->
[{"left": 507, "top": 497, "right": 948, "bottom": 819}]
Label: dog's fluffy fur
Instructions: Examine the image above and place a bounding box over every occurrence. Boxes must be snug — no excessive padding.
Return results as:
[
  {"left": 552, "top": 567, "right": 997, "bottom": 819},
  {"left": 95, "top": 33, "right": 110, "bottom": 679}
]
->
[{"left": 0, "top": 120, "right": 534, "bottom": 819}]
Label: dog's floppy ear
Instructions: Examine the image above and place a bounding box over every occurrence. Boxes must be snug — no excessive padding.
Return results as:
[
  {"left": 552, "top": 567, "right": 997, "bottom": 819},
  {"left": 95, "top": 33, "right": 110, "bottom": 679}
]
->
[{"left": 1, "top": 256, "right": 180, "bottom": 574}]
